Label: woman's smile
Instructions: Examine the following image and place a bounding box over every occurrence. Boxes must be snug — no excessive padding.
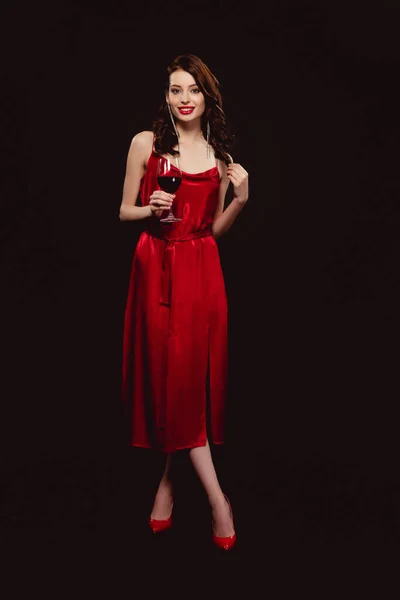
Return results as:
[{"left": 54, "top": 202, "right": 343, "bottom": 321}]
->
[{"left": 178, "top": 107, "right": 195, "bottom": 115}]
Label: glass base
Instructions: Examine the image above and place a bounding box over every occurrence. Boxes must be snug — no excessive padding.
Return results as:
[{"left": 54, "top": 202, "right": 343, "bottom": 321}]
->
[{"left": 160, "top": 215, "right": 182, "bottom": 223}]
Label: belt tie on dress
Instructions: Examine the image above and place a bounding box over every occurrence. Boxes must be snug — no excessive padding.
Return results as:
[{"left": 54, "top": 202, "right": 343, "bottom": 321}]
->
[{"left": 149, "top": 229, "right": 213, "bottom": 306}]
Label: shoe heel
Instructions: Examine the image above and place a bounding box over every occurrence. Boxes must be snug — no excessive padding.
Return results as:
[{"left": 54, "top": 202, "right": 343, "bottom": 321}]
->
[
  {"left": 149, "top": 502, "right": 174, "bottom": 534},
  {"left": 212, "top": 494, "right": 236, "bottom": 550}
]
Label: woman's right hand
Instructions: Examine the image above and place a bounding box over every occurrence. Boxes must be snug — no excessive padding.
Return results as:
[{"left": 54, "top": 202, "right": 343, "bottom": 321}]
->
[{"left": 149, "top": 190, "right": 175, "bottom": 219}]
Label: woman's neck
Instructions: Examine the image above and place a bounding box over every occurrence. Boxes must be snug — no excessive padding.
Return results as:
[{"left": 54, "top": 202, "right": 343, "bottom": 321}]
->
[{"left": 176, "top": 120, "right": 205, "bottom": 145}]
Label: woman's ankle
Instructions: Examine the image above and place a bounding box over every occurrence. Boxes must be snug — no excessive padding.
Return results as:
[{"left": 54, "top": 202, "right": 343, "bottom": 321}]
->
[{"left": 208, "top": 491, "right": 226, "bottom": 510}]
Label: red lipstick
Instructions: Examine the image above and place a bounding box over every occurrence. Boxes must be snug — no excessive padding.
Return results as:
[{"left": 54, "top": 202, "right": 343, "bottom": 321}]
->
[{"left": 178, "top": 107, "right": 194, "bottom": 114}]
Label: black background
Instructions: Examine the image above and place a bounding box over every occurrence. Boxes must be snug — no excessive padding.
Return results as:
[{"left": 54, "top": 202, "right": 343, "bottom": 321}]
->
[{"left": 1, "top": 0, "right": 399, "bottom": 590}]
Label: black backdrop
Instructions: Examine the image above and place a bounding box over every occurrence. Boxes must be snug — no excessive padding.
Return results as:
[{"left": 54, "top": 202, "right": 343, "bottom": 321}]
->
[{"left": 1, "top": 0, "right": 399, "bottom": 588}]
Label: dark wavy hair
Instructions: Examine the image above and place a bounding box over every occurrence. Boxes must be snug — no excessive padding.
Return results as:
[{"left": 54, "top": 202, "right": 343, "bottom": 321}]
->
[{"left": 153, "top": 54, "right": 235, "bottom": 166}]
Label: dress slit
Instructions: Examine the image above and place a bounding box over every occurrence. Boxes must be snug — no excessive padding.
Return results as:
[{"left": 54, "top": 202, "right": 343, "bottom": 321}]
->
[{"left": 205, "top": 326, "right": 212, "bottom": 444}]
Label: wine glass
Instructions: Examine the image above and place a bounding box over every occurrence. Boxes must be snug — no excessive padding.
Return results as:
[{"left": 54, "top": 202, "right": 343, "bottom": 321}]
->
[{"left": 156, "top": 156, "right": 182, "bottom": 223}]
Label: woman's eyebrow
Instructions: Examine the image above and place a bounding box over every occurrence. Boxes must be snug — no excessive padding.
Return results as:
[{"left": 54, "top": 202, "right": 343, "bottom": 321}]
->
[{"left": 170, "top": 83, "right": 198, "bottom": 88}]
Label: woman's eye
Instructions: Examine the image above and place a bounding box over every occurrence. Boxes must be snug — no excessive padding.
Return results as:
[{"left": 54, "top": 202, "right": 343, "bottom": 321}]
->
[{"left": 170, "top": 88, "right": 200, "bottom": 94}]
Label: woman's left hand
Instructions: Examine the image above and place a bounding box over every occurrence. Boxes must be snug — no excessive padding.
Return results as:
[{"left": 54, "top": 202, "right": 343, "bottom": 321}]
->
[{"left": 227, "top": 163, "right": 249, "bottom": 204}]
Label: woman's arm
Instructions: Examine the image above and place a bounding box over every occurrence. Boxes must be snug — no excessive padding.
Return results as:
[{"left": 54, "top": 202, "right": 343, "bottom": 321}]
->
[
  {"left": 119, "top": 131, "right": 176, "bottom": 221},
  {"left": 212, "top": 159, "right": 249, "bottom": 240},
  {"left": 119, "top": 132, "right": 153, "bottom": 221}
]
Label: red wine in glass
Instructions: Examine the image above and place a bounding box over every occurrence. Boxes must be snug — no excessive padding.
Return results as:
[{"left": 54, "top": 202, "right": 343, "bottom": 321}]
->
[
  {"left": 157, "top": 175, "right": 182, "bottom": 193},
  {"left": 156, "top": 156, "right": 182, "bottom": 223}
]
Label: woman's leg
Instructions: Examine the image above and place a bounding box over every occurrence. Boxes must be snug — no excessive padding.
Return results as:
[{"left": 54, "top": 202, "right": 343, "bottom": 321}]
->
[
  {"left": 189, "top": 439, "right": 234, "bottom": 537},
  {"left": 150, "top": 453, "right": 174, "bottom": 519}
]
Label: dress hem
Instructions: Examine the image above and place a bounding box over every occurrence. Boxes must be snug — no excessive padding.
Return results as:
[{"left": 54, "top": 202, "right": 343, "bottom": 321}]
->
[{"left": 129, "top": 441, "right": 224, "bottom": 452}]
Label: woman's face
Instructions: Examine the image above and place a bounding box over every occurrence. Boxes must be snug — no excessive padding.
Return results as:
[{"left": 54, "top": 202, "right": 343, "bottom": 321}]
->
[{"left": 166, "top": 69, "right": 206, "bottom": 122}]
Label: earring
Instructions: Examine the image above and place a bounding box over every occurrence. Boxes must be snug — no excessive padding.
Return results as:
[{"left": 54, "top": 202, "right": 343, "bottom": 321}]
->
[
  {"left": 167, "top": 103, "right": 181, "bottom": 170},
  {"left": 206, "top": 120, "right": 211, "bottom": 158},
  {"left": 167, "top": 103, "right": 179, "bottom": 141}
]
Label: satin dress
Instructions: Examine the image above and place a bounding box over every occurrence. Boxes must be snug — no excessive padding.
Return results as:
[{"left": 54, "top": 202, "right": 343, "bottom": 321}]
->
[{"left": 122, "top": 148, "right": 228, "bottom": 453}]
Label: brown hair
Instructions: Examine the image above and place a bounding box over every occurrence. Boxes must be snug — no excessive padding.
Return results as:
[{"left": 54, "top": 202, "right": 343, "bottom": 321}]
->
[{"left": 153, "top": 54, "right": 235, "bottom": 165}]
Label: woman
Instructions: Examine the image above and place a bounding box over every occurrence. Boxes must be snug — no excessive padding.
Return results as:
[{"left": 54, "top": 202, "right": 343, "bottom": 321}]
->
[{"left": 120, "top": 54, "right": 248, "bottom": 550}]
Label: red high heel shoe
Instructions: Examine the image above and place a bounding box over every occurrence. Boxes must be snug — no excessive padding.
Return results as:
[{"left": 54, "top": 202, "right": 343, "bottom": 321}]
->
[
  {"left": 212, "top": 494, "right": 236, "bottom": 551},
  {"left": 148, "top": 502, "right": 174, "bottom": 534}
]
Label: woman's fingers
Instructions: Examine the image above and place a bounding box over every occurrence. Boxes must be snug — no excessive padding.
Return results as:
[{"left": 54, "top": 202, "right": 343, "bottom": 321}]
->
[
  {"left": 149, "top": 190, "right": 175, "bottom": 217},
  {"left": 150, "top": 198, "right": 172, "bottom": 208},
  {"left": 151, "top": 191, "right": 174, "bottom": 202},
  {"left": 227, "top": 163, "right": 249, "bottom": 187},
  {"left": 227, "top": 164, "right": 248, "bottom": 177},
  {"left": 227, "top": 172, "right": 240, "bottom": 185},
  {"left": 227, "top": 163, "right": 249, "bottom": 203},
  {"left": 150, "top": 191, "right": 174, "bottom": 209},
  {"left": 227, "top": 169, "right": 243, "bottom": 184}
]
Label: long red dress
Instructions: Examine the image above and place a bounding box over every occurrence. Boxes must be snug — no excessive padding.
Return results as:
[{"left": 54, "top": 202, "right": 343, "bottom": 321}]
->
[{"left": 121, "top": 147, "right": 228, "bottom": 453}]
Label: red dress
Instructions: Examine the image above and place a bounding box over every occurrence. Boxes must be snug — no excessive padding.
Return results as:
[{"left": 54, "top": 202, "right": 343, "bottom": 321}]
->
[{"left": 121, "top": 148, "right": 228, "bottom": 453}]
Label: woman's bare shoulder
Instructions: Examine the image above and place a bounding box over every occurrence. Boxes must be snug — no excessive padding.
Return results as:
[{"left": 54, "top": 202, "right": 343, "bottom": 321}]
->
[
  {"left": 132, "top": 130, "right": 153, "bottom": 142},
  {"left": 131, "top": 130, "right": 153, "bottom": 150},
  {"left": 129, "top": 130, "right": 153, "bottom": 167}
]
